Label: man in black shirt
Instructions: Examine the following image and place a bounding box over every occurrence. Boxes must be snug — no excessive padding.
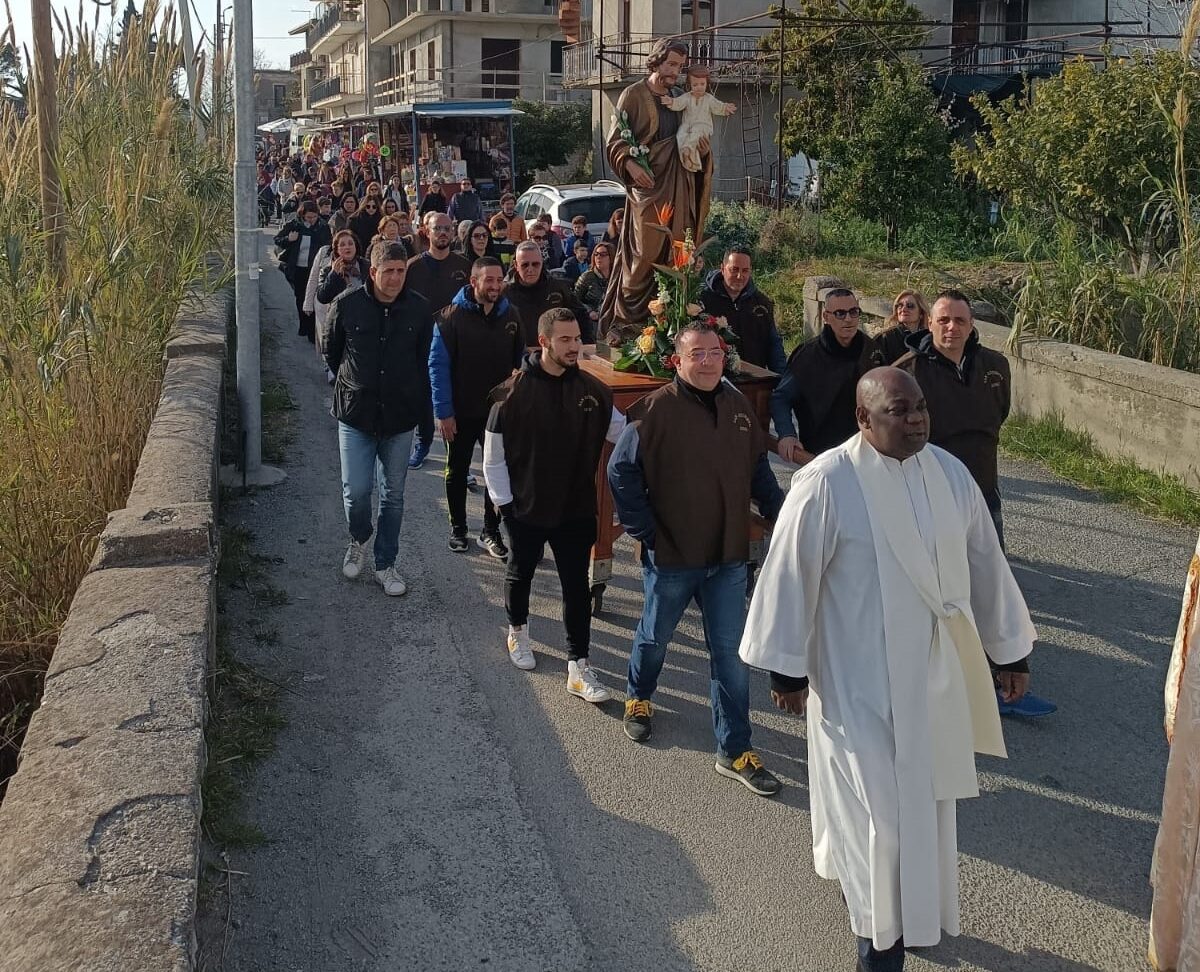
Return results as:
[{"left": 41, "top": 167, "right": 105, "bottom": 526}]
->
[
  {"left": 770, "top": 288, "right": 884, "bottom": 465},
  {"left": 324, "top": 241, "right": 434, "bottom": 597},
  {"left": 505, "top": 242, "right": 594, "bottom": 347},
  {"left": 483, "top": 308, "right": 625, "bottom": 691}
]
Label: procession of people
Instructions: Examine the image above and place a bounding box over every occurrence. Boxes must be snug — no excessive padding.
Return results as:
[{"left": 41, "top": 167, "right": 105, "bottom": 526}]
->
[{"left": 246, "top": 35, "right": 1200, "bottom": 972}]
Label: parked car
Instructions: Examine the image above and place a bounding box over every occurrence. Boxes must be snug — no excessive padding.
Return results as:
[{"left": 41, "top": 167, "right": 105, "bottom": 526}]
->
[{"left": 515, "top": 181, "right": 627, "bottom": 241}]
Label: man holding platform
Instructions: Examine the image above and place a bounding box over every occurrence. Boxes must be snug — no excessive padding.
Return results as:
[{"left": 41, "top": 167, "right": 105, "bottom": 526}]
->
[
  {"left": 602, "top": 39, "right": 714, "bottom": 342},
  {"left": 741, "top": 367, "right": 1037, "bottom": 971}
]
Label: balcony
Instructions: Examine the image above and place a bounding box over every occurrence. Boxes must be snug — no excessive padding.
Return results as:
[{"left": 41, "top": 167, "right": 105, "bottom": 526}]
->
[
  {"left": 373, "top": 69, "right": 588, "bottom": 108},
  {"left": 307, "top": 2, "right": 363, "bottom": 58},
  {"left": 309, "top": 74, "right": 365, "bottom": 108},
  {"left": 562, "top": 32, "right": 766, "bottom": 88},
  {"left": 949, "top": 38, "right": 1066, "bottom": 75},
  {"left": 290, "top": 50, "right": 313, "bottom": 70}
]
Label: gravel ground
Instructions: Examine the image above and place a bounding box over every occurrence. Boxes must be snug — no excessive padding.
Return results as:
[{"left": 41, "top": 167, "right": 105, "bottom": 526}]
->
[{"left": 207, "top": 230, "right": 1191, "bottom": 972}]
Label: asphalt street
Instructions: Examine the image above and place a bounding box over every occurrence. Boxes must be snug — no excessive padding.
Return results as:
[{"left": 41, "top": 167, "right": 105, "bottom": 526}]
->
[{"left": 210, "top": 231, "right": 1191, "bottom": 971}]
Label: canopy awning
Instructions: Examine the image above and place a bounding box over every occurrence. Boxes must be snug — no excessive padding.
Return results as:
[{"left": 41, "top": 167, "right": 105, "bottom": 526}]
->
[
  {"left": 257, "top": 117, "right": 299, "bottom": 134},
  {"left": 373, "top": 100, "right": 525, "bottom": 119}
]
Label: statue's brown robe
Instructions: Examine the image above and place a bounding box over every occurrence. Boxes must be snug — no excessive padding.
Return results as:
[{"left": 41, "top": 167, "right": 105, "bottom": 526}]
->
[{"left": 600, "top": 79, "right": 714, "bottom": 343}]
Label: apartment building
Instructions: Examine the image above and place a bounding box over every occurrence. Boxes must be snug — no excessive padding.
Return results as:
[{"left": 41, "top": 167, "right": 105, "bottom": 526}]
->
[{"left": 290, "top": 1, "right": 581, "bottom": 123}]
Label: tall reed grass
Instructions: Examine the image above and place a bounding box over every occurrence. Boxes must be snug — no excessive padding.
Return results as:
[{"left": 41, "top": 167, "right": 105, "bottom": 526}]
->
[{"left": 0, "top": 1, "right": 230, "bottom": 794}]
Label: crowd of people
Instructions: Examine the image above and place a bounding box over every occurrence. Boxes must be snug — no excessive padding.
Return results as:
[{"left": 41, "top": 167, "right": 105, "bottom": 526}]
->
[{"left": 258, "top": 140, "right": 1060, "bottom": 972}]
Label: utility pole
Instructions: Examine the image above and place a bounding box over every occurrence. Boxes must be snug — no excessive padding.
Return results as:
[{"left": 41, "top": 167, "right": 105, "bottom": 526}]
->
[
  {"left": 775, "top": 0, "right": 787, "bottom": 212},
  {"left": 179, "top": 4, "right": 206, "bottom": 142},
  {"left": 228, "top": 0, "right": 285, "bottom": 487},
  {"left": 214, "top": 2, "right": 225, "bottom": 146},
  {"left": 31, "top": 0, "right": 64, "bottom": 280}
]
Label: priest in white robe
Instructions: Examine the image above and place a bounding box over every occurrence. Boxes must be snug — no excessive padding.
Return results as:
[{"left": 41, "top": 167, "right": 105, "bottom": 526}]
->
[{"left": 740, "top": 367, "right": 1037, "bottom": 972}]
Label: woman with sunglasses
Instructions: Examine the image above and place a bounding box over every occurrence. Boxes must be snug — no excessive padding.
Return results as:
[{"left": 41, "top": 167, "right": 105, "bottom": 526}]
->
[
  {"left": 879, "top": 289, "right": 930, "bottom": 363},
  {"left": 349, "top": 196, "right": 383, "bottom": 253},
  {"left": 463, "top": 220, "right": 497, "bottom": 262}
]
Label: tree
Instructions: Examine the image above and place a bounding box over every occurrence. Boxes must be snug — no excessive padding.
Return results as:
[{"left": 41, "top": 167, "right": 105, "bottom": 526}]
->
[
  {"left": 821, "top": 59, "right": 957, "bottom": 249},
  {"left": 766, "top": 0, "right": 924, "bottom": 162},
  {"left": 956, "top": 52, "right": 1200, "bottom": 252},
  {"left": 511, "top": 99, "right": 590, "bottom": 190},
  {"left": 0, "top": 42, "right": 26, "bottom": 109}
]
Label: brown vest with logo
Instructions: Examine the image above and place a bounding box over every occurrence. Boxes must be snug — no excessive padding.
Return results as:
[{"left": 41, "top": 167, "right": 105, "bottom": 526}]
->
[{"left": 628, "top": 381, "right": 765, "bottom": 569}]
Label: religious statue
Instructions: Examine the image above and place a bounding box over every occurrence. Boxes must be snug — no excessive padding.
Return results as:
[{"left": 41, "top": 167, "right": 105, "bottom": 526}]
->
[{"left": 600, "top": 39, "right": 716, "bottom": 344}]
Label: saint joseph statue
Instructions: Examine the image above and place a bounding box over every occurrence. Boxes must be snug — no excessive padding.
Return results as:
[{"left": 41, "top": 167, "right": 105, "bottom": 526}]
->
[{"left": 600, "top": 39, "right": 715, "bottom": 343}]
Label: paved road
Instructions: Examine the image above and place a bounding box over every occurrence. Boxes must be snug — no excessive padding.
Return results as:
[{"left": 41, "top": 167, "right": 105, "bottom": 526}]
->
[{"left": 209, "top": 232, "right": 1191, "bottom": 971}]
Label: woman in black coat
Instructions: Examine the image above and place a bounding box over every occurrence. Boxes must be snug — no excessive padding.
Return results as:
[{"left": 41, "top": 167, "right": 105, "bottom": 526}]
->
[
  {"left": 348, "top": 196, "right": 382, "bottom": 253},
  {"left": 273, "top": 201, "right": 332, "bottom": 342}
]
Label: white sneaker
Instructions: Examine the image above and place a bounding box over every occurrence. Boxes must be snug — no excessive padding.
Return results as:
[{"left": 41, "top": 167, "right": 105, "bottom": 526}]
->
[
  {"left": 375, "top": 566, "right": 408, "bottom": 597},
  {"left": 506, "top": 626, "right": 535, "bottom": 670},
  {"left": 342, "top": 541, "right": 367, "bottom": 579},
  {"left": 566, "top": 659, "right": 612, "bottom": 704}
]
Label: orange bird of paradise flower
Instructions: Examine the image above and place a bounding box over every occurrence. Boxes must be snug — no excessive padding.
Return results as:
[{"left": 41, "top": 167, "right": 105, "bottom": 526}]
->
[
  {"left": 671, "top": 240, "right": 690, "bottom": 269},
  {"left": 655, "top": 201, "right": 674, "bottom": 226}
]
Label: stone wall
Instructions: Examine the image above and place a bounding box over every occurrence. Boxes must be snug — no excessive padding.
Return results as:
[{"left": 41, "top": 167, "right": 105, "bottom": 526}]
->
[
  {"left": 0, "top": 274, "right": 229, "bottom": 972},
  {"left": 803, "top": 278, "right": 1200, "bottom": 489}
]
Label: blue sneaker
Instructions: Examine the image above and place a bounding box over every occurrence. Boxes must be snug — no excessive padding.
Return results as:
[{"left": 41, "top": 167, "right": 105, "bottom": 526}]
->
[
  {"left": 997, "top": 689, "right": 1057, "bottom": 718},
  {"left": 408, "top": 440, "right": 430, "bottom": 469}
]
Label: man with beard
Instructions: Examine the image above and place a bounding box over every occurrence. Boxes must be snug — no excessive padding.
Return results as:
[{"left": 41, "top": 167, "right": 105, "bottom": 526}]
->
[
  {"left": 505, "top": 241, "right": 594, "bottom": 348},
  {"left": 323, "top": 241, "right": 433, "bottom": 597},
  {"left": 429, "top": 257, "right": 525, "bottom": 557},
  {"left": 699, "top": 248, "right": 786, "bottom": 373},
  {"left": 497, "top": 192, "right": 527, "bottom": 243},
  {"left": 770, "top": 288, "right": 885, "bottom": 465},
  {"left": 483, "top": 307, "right": 625, "bottom": 689},
  {"left": 741, "top": 368, "right": 1037, "bottom": 971},
  {"left": 405, "top": 212, "right": 472, "bottom": 468}
]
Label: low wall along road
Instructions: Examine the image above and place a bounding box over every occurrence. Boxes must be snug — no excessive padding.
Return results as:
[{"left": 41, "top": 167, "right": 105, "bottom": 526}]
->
[
  {"left": 803, "top": 277, "right": 1200, "bottom": 490},
  {"left": 0, "top": 274, "right": 229, "bottom": 972}
]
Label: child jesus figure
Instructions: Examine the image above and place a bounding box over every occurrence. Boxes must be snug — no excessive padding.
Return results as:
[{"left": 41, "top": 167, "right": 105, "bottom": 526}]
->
[{"left": 660, "top": 66, "right": 737, "bottom": 173}]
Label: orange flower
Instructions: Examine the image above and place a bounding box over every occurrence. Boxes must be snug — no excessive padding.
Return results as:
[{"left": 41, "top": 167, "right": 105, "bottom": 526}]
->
[
  {"left": 655, "top": 202, "right": 674, "bottom": 226},
  {"left": 642, "top": 325, "right": 657, "bottom": 336},
  {"left": 671, "top": 240, "right": 690, "bottom": 269}
]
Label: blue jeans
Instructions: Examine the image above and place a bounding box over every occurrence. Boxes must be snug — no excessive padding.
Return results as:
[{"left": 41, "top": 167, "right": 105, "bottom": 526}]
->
[
  {"left": 337, "top": 422, "right": 414, "bottom": 570},
  {"left": 627, "top": 556, "right": 753, "bottom": 759}
]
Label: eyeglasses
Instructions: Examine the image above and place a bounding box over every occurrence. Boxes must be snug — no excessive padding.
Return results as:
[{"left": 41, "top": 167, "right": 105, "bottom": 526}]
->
[
  {"left": 530, "top": 234, "right": 546, "bottom": 242},
  {"left": 517, "top": 261, "right": 542, "bottom": 269},
  {"left": 471, "top": 232, "right": 489, "bottom": 239},
  {"left": 895, "top": 300, "right": 917, "bottom": 310},
  {"left": 682, "top": 349, "right": 726, "bottom": 363},
  {"left": 826, "top": 307, "right": 862, "bottom": 320}
]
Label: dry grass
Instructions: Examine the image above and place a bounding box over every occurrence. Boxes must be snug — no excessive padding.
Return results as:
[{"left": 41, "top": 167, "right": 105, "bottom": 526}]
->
[{"left": 0, "top": 2, "right": 230, "bottom": 795}]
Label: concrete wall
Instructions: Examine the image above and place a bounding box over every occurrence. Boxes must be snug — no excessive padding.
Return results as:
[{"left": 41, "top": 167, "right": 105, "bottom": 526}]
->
[
  {"left": 0, "top": 267, "right": 230, "bottom": 972},
  {"left": 804, "top": 277, "right": 1200, "bottom": 489}
]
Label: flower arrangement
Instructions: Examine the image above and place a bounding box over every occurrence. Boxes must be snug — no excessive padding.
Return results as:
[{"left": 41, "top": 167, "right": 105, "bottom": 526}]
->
[
  {"left": 616, "top": 109, "right": 653, "bottom": 177},
  {"left": 613, "top": 226, "right": 741, "bottom": 379}
]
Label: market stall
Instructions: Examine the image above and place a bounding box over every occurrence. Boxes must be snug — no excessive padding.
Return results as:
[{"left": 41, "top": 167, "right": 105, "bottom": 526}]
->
[{"left": 377, "top": 100, "right": 520, "bottom": 211}]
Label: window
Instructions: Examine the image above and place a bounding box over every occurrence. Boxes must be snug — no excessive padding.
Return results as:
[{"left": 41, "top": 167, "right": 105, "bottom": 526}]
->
[
  {"left": 408, "top": 48, "right": 417, "bottom": 85},
  {"left": 427, "top": 40, "right": 436, "bottom": 81},
  {"left": 523, "top": 193, "right": 543, "bottom": 218},
  {"left": 481, "top": 38, "right": 521, "bottom": 98},
  {"left": 560, "top": 196, "right": 626, "bottom": 226},
  {"left": 550, "top": 40, "right": 564, "bottom": 76},
  {"left": 681, "top": 0, "right": 715, "bottom": 31},
  {"left": 273, "top": 83, "right": 287, "bottom": 107}
]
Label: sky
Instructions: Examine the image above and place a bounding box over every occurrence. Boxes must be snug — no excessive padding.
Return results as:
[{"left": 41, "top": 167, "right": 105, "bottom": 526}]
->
[{"left": 5, "top": 0, "right": 309, "bottom": 70}]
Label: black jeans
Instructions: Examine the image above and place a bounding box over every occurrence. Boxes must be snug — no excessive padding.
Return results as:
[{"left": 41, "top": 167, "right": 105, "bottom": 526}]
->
[
  {"left": 504, "top": 515, "right": 597, "bottom": 661},
  {"left": 444, "top": 417, "right": 498, "bottom": 534},
  {"left": 289, "top": 265, "right": 315, "bottom": 342},
  {"left": 414, "top": 397, "right": 435, "bottom": 452}
]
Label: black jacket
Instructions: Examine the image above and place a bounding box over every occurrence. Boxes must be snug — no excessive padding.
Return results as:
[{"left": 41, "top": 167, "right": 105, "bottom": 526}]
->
[
  {"left": 896, "top": 328, "right": 1011, "bottom": 499},
  {"left": 323, "top": 280, "right": 435, "bottom": 437},
  {"left": 699, "top": 272, "right": 786, "bottom": 373},
  {"left": 505, "top": 269, "right": 594, "bottom": 346},
  {"left": 274, "top": 218, "right": 331, "bottom": 278}
]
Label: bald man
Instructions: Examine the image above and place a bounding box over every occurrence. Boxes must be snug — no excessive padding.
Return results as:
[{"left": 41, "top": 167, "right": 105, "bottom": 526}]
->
[{"left": 741, "top": 368, "right": 1037, "bottom": 972}]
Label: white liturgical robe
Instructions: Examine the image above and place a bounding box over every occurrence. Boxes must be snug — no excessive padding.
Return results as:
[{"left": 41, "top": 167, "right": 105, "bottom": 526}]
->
[{"left": 739, "top": 434, "right": 1036, "bottom": 949}]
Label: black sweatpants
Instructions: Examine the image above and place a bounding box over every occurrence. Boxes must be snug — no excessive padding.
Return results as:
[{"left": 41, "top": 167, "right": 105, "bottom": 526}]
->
[
  {"left": 289, "top": 265, "right": 315, "bottom": 342},
  {"left": 444, "top": 417, "right": 499, "bottom": 534},
  {"left": 504, "top": 515, "right": 597, "bottom": 661}
]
